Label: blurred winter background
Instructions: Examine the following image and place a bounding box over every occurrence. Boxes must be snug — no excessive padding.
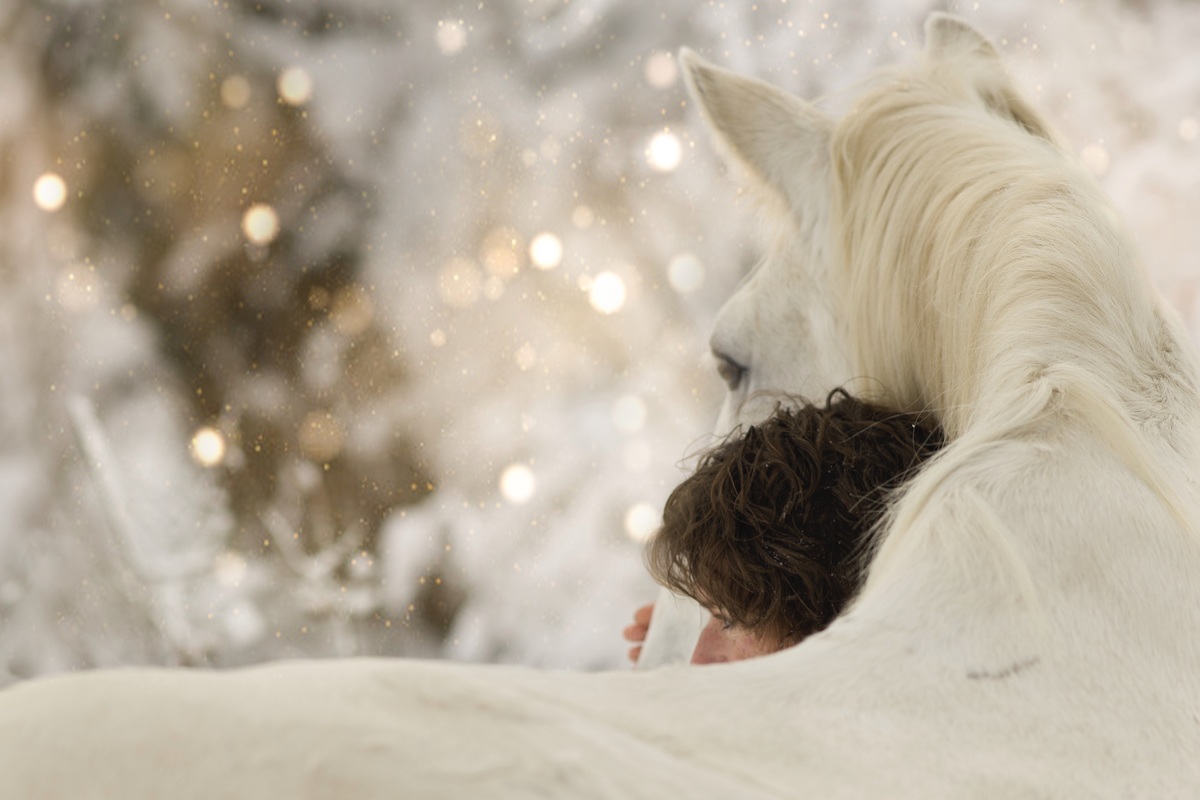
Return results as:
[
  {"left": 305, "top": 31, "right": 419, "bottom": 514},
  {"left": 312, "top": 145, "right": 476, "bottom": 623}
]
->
[{"left": 1, "top": 0, "right": 1198, "bottom": 683}]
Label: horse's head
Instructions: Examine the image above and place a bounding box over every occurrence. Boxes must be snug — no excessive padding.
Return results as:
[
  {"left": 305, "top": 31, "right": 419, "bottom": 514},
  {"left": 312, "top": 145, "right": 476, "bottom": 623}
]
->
[
  {"left": 684, "top": 14, "right": 1060, "bottom": 434},
  {"left": 681, "top": 48, "right": 851, "bottom": 434}
]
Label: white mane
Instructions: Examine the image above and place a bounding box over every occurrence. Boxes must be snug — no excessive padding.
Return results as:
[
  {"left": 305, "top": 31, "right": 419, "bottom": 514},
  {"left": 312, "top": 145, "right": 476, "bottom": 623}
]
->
[
  {"left": 835, "top": 59, "right": 1189, "bottom": 436},
  {"left": 829, "top": 38, "right": 1200, "bottom": 597}
]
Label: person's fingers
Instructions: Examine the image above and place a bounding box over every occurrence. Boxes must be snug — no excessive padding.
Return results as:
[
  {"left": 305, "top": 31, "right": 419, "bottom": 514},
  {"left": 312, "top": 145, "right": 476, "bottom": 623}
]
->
[
  {"left": 624, "top": 601, "right": 656, "bottom": 664},
  {"left": 623, "top": 602, "right": 655, "bottom": 643}
]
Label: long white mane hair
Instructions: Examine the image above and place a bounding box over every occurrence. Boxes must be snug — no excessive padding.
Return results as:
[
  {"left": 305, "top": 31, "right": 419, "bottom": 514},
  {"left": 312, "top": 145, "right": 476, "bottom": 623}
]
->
[{"left": 831, "top": 21, "right": 1200, "bottom": 596}]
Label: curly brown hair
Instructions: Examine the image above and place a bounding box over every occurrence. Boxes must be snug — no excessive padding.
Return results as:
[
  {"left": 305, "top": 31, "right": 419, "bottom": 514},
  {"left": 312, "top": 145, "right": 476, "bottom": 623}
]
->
[{"left": 646, "top": 389, "right": 943, "bottom": 646}]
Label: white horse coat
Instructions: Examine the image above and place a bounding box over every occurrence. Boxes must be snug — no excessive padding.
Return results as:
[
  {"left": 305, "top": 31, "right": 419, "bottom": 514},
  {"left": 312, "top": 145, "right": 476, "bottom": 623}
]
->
[{"left": 4, "top": 15, "right": 1200, "bottom": 798}]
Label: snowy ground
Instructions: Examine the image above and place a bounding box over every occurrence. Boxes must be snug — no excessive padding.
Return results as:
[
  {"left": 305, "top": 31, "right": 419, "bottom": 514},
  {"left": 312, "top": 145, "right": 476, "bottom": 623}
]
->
[{"left": 1, "top": 0, "right": 1198, "bottom": 679}]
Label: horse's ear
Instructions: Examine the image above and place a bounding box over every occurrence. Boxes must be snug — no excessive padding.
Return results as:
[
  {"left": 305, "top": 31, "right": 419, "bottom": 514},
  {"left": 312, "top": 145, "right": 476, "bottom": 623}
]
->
[
  {"left": 923, "top": 13, "right": 1056, "bottom": 142},
  {"left": 679, "top": 48, "right": 831, "bottom": 209},
  {"left": 924, "top": 13, "right": 999, "bottom": 62}
]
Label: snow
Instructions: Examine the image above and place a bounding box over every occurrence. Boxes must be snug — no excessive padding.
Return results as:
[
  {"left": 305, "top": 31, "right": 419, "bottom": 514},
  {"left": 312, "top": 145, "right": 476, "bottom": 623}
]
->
[{"left": 0, "top": 0, "right": 1199, "bottom": 680}]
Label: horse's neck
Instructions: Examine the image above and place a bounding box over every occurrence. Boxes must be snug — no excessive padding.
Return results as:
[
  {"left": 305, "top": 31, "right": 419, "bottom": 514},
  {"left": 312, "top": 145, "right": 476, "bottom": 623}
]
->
[
  {"left": 867, "top": 367, "right": 1200, "bottom": 658},
  {"left": 921, "top": 241, "right": 1200, "bottom": 439},
  {"left": 857, "top": 156, "right": 1200, "bottom": 650},
  {"left": 860, "top": 440, "right": 1199, "bottom": 701},
  {"left": 962, "top": 286, "right": 1200, "bottom": 450}
]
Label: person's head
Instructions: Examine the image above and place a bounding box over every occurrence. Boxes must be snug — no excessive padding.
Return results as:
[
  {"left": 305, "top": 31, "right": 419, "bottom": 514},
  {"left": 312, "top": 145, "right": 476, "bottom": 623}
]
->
[{"left": 646, "top": 389, "right": 943, "bottom": 664}]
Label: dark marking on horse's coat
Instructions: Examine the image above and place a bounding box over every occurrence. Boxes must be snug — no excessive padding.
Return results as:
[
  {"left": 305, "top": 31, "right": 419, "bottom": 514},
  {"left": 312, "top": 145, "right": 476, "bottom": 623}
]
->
[{"left": 966, "top": 656, "right": 1041, "bottom": 681}]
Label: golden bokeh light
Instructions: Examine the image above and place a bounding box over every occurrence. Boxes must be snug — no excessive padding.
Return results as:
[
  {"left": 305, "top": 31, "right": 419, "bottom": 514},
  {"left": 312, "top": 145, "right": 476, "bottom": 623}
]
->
[
  {"left": 528, "top": 232, "right": 563, "bottom": 270},
  {"left": 277, "top": 66, "right": 313, "bottom": 106},
  {"left": 241, "top": 203, "right": 280, "bottom": 245},
  {"left": 33, "top": 173, "right": 67, "bottom": 212},
  {"left": 481, "top": 227, "right": 523, "bottom": 278},
  {"left": 611, "top": 394, "right": 647, "bottom": 434},
  {"left": 330, "top": 284, "right": 374, "bottom": 336},
  {"left": 298, "top": 411, "right": 345, "bottom": 463},
  {"left": 624, "top": 502, "right": 660, "bottom": 543},
  {"left": 190, "top": 427, "right": 228, "bottom": 468},
  {"left": 667, "top": 252, "right": 705, "bottom": 294},
  {"left": 499, "top": 463, "right": 536, "bottom": 505},
  {"left": 644, "top": 52, "right": 678, "bottom": 89},
  {"left": 436, "top": 19, "right": 466, "bottom": 55},
  {"left": 588, "top": 270, "right": 626, "bottom": 315},
  {"left": 571, "top": 205, "right": 595, "bottom": 229},
  {"left": 220, "top": 75, "right": 252, "bottom": 109},
  {"left": 645, "top": 130, "right": 682, "bottom": 172}
]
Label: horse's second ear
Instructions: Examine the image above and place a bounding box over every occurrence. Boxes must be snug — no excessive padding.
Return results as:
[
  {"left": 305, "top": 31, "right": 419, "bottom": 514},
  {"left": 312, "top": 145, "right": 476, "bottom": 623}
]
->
[
  {"left": 923, "top": 14, "right": 1056, "bottom": 142},
  {"left": 924, "top": 13, "right": 999, "bottom": 63},
  {"left": 680, "top": 48, "right": 831, "bottom": 207}
]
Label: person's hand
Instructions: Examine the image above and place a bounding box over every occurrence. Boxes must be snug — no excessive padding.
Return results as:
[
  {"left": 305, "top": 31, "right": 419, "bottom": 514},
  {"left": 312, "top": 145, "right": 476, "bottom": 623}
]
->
[{"left": 622, "top": 602, "right": 654, "bottom": 665}]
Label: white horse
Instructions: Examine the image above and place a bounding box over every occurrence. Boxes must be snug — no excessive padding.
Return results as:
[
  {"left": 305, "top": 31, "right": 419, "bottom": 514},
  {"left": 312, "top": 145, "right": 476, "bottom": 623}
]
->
[{"left": 5, "top": 15, "right": 1200, "bottom": 798}]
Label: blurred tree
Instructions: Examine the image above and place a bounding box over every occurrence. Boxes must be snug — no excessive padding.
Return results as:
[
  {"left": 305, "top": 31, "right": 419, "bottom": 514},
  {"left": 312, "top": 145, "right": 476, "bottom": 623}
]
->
[{"left": 1, "top": 0, "right": 447, "bottom": 671}]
